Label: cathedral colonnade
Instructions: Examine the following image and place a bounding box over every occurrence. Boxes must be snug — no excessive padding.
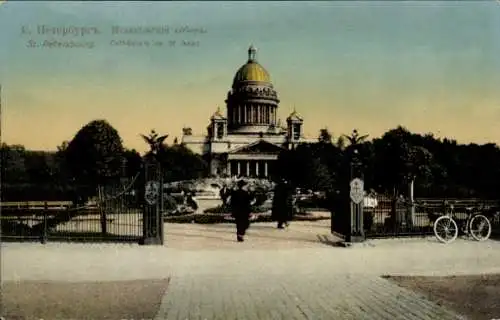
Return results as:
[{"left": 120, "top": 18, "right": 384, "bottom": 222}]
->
[
  {"left": 229, "top": 104, "right": 277, "bottom": 126},
  {"left": 227, "top": 159, "right": 275, "bottom": 178}
]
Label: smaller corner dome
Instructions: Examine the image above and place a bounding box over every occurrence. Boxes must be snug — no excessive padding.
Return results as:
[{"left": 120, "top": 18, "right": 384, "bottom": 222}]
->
[
  {"left": 210, "top": 107, "right": 226, "bottom": 120},
  {"left": 287, "top": 109, "right": 303, "bottom": 122},
  {"left": 232, "top": 45, "right": 271, "bottom": 87}
]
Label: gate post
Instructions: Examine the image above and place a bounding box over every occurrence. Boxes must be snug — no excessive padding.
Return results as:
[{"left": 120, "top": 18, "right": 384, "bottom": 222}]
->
[
  {"left": 346, "top": 149, "right": 365, "bottom": 243},
  {"left": 141, "top": 157, "right": 164, "bottom": 245}
]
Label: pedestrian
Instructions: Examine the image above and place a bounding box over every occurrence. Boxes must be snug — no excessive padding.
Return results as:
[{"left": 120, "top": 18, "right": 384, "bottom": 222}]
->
[
  {"left": 272, "top": 178, "right": 294, "bottom": 229},
  {"left": 230, "top": 179, "right": 253, "bottom": 242}
]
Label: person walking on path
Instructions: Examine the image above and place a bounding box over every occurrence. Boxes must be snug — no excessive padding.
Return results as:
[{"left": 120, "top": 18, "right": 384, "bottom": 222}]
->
[
  {"left": 272, "top": 179, "right": 295, "bottom": 229},
  {"left": 230, "top": 180, "right": 253, "bottom": 242}
]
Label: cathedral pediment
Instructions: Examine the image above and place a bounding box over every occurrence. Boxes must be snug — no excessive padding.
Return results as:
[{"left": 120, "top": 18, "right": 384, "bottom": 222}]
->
[{"left": 229, "top": 139, "right": 284, "bottom": 154}]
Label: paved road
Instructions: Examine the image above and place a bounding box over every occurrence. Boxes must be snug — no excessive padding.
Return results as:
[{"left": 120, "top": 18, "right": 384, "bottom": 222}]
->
[
  {"left": 156, "top": 274, "right": 464, "bottom": 320},
  {"left": 3, "top": 221, "right": 500, "bottom": 319}
]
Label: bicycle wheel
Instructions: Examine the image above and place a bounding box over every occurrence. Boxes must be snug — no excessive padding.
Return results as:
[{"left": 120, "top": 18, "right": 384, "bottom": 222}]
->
[
  {"left": 469, "top": 214, "right": 492, "bottom": 241},
  {"left": 433, "top": 216, "right": 458, "bottom": 244}
]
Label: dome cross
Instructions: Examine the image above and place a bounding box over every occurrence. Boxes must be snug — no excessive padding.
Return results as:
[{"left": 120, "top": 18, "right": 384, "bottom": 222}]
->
[{"left": 248, "top": 45, "right": 257, "bottom": 62}]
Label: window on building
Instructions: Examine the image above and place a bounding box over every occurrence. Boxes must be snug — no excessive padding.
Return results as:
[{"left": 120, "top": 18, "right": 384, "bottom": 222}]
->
[
  {"left": 216, "top": 123, "right": 224, "bottom": 139},
  {"left": 293, "top": 123, "right": 301, "bottom": 140}
]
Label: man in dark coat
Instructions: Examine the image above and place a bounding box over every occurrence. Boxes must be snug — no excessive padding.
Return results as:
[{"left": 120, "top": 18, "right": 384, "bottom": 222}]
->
[
  {"left": 230, "top": 180, "right": 253, "bottom": 242},
  {"left": 272, "top": 179, "right": 294, "bottom": 229}
]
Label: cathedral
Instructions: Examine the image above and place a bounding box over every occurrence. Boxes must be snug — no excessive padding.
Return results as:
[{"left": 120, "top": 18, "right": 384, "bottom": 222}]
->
[{"left": 181, "top": 45, "right": 314, "bottom": 178}]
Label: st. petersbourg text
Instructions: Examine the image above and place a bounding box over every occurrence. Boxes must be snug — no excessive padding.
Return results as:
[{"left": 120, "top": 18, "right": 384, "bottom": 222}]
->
[{"left": 36, "top": 25, "right": 100, "bottom": 36}]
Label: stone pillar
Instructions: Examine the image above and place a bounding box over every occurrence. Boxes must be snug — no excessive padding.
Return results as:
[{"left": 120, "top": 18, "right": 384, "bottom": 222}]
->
[
  {"left": 246, "top": 161, "right": 250, "bottom": 177},
  {"left": 264, "top": 161, "right": 268, "bottom": 177},
  {"left": 227, "top": 161, "right": 231, "bottom": 176},
  {"left": 237, "top": 161, "right": 241, "bottom": 176},
  {"left": 256, "top": 161, "right": 260, "bottom": 177}
]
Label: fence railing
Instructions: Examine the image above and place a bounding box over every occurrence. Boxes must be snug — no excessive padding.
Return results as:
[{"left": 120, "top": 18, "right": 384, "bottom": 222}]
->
[
  {"left": 1, "top": 201, "right": 143, "bottom": 243},
  {"left": 1, "top": 201, "right": 73, "bottom": 209},
  {"left": 364, "top": 196, "right": 500, "bottom": 238}
]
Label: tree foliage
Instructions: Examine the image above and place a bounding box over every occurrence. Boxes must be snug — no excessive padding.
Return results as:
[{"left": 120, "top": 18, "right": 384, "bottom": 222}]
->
[
  {"left": 64, "top": 119, "right": 124, "bottom": 186},
  {"left": 3, "top": 123, "right": 500, "bottom": 201},
  {"left": 157, "top": 144, "right": 208, "bottom": 182},
  {"left": 276, "top": 126, "right": 500, "bottom": 199},
  {"left": 318, "top": 128, "right": 332, "bottom": 144}
]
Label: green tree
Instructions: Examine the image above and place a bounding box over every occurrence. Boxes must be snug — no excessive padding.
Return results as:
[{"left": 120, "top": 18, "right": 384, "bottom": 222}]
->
[
  {"left": 372, "top": 127, "right": 434, "bottom": 197},
  {"left": 335, "top": 136, "right": 346, "bottom": 150},
  {"left": 24, "top": 151, "right": 54, "bottom": 184},
  {"left": 318, "top": 128, "right": 332, "bottom": 144},
  {"left": 64, "top": 119, "right": 124, "bottom": 190},
  {"left": 123, "top": 149, "right": 143, "bottom": 178},
  {"left": 158, "top": 144, "right": 208, "bottom": 182},
  {"left": 1, "top": 143, "right": 28, "bottom": 184}
]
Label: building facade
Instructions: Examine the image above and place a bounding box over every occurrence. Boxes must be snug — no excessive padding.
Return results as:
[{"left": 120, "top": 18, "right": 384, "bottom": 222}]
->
[{"left": 181, "top": 45, "right": 315, "bottom": 178}]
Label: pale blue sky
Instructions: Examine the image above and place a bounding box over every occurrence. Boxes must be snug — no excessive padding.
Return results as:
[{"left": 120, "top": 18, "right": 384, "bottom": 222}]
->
[{"left": 1, "top": 1, "right": 499, "bottom": 151}]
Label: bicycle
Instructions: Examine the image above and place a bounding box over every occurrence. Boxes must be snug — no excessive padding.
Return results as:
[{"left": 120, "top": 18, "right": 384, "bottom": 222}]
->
[{"left": 433, "top": 201, "right": 492, "bottom": 244}]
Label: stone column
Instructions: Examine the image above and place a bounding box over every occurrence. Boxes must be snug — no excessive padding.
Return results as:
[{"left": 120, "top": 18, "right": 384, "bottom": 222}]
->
[
  {"left": 237, "top": 161, "right": 241, "bottom": 176},
  {"left": 256, "top": 161, "right": 260, "bottom": 177},
  {"left": 264, "top": 161, "right": 268, "bottom": 177},
  {"left": 227, "top": 161, "right": 231, "bottom": 176},
  {"left": 246, "top": 161, "right": 250, "bottom": 177}
]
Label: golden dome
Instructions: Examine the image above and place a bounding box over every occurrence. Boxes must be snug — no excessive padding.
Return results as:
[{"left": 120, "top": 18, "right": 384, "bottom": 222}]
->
[{"left": 232, "top": 45, "right": 271, "bottom": 86}]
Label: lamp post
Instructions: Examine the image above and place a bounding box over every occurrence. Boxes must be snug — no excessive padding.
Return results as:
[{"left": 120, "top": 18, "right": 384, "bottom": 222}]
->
[{"left": 346, "top": 148, "right": 365, "bottom": 243}]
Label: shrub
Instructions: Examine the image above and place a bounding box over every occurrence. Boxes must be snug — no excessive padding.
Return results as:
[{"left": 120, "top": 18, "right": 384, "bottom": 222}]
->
[
  {"left": 204, "top": 205, "right": 231, "bottom": 214},
  {"left": 194, "top": 214, "right": 227, "bottom": 224},
  {"left": 203, "top": 205, "right": 269, "bottom": 214}
]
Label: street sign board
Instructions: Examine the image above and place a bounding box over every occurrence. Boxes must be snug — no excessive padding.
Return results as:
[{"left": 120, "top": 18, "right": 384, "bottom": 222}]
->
[{"left": 349, "top": 178, "right": 364, "bottom": 204}]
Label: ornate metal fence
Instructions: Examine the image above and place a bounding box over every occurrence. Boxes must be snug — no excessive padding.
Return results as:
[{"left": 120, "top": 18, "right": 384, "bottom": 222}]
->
[
  {"left": 364, "top": 196, "right": 500, "bottom": 238},
  {"left": 0, "top": 174, "right": 144, "bottom": 243}
]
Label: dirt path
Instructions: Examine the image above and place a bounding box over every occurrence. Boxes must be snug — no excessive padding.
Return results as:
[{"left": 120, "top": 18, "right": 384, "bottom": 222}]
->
[
  {"left": 385, "top": 274, "right": 500, "bottom": 320},
  {"left": 2, "top": 278, "right": 169, "bottom": 320}
]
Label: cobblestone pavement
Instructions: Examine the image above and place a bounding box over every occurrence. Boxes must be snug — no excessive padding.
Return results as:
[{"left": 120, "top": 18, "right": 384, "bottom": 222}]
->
[
  {"left": 155, "top": 274, "right": 465, "bottom": 320},
  {"left": 3, "top": 221, "right": 500, "bottom": 319}
]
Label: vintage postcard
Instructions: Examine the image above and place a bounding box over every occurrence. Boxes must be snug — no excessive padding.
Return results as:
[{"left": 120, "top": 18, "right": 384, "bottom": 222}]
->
[{"left": 1, "top": 1, "right": 500, "bottom": 319}]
